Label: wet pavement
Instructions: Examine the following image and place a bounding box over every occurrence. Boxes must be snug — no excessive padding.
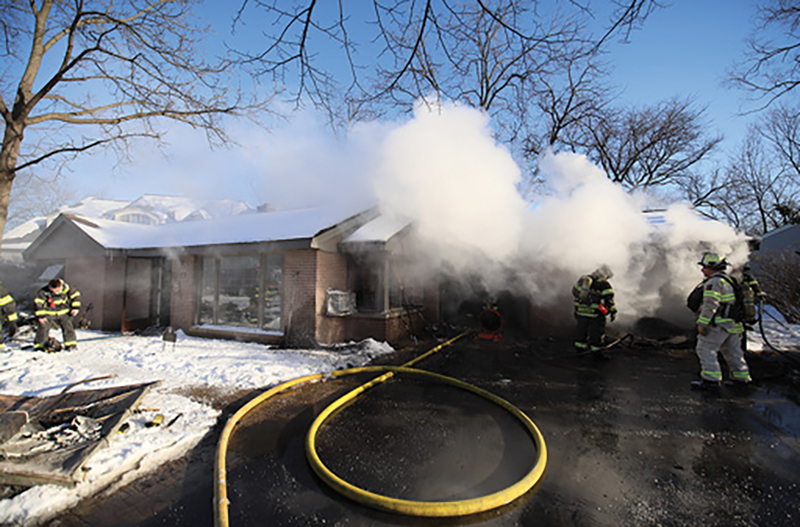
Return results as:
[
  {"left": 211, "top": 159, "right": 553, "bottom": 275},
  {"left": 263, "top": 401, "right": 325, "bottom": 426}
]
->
[{"left": 49, "top": 331, "right": 800, "bottom": 527}]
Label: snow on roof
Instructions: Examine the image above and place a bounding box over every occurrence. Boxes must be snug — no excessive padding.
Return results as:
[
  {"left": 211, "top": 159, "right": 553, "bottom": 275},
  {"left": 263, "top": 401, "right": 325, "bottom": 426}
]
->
[
  {"left": 58, "top": 197, "right": 130, "bottom": 219},
  {"left": 3, "top": 217, "right": 47, "bottom": 240},
  {"left": 68, "top": 203, "right": 371, "bottom": 250},
  {"left": 342, "top": 215, "right": 411, "bottom": 244},
  {"left": 118, "top": 194, "right": 253, "bottom": 222}
]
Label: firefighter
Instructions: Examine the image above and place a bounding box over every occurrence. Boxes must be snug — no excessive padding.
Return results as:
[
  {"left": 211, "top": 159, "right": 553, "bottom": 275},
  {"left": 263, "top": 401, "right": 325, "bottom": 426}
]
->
[
  {"left": 572, "top": 264, "right": 617, "bottom": 359},
  {"left": 0, "top": 280, "right": 19, "bottom": 349},
  {"left": 34, "top": 278, "right": 81, "bottom": 352},
  {"left": 739, "top": 262, "right": 764, "bottom": 351},
  {"left": 691, "top": 252, "right": 752, "bottom": 391},
  {"left": 741, "top": 263, "right": 765, "bottom": 307}
]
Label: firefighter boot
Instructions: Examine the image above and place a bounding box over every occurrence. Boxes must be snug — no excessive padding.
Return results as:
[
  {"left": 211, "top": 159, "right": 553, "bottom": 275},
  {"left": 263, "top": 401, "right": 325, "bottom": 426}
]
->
[{"left": 690, "top": 379, "right": 721, "bottom": 392}]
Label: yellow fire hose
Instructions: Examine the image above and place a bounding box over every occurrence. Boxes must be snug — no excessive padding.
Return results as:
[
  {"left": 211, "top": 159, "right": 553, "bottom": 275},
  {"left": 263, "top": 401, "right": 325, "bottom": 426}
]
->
[{"left": 214, "top": 332, "right": 547, "bottom": 526}]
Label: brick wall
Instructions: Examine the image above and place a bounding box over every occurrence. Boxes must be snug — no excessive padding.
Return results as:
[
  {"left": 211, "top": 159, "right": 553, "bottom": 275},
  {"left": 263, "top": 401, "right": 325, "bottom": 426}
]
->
[
  {"left": 283, "top": 249, "right": 318, "bottom": 346},
  {"left": 315, "top": 250, "right": 348, "bottom": 345}
]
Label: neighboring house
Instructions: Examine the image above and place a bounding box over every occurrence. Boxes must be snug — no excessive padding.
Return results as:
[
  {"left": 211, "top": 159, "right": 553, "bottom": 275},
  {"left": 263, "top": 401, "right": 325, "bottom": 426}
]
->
[
  {"left": 758, "top": 223, "right": 800, "bottom": 254},
  {"left": 2, "top": 198, "right": 130, "bottom": 262},
  {"left": 22, "top": 204, "right": 436, "bottom": 346},
  {"left": 2, "top": 195, "right": 255, "bottom": 262},
  {"left": 108, "top": 194, "right": 254, "bottom": 225}
]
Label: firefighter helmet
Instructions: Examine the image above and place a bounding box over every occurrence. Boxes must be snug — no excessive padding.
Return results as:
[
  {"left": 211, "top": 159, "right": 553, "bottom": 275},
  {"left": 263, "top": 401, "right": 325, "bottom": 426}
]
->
[
  {"left": 698, "top": 252, "right": 728, "bottom": 269},
  {"left": 592, "top": 264, "right": 613, "bottom": 281}
]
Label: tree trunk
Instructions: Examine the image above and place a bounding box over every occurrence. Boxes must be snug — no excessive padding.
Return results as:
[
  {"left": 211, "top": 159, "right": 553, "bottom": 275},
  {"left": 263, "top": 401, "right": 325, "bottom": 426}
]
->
[
  {"left": 0, "top": 173, "right": 13, "bottom": 251},
  {"left": 0, "top": 120, "right": 24, "bottom": 250}
]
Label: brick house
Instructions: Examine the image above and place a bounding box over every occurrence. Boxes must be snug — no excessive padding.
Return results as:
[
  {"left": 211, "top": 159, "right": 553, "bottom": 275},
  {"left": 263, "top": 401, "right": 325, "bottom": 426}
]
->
[{"left": 22, "top": 205, "right": 437, "bottom": 346}]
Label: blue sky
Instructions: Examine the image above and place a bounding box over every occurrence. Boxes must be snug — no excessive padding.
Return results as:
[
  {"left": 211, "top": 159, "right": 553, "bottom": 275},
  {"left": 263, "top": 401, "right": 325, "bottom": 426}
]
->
[
  {"left": 606, "top": 0, "right": 759, "bottom": 150},
  {"left": 52, "top": 1, "right": 764, "bottom": 209}
]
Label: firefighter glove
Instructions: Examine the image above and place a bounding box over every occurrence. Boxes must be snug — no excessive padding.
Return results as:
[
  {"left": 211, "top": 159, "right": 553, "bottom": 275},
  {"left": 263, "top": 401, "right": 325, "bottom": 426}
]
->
[
  {"left": 5, "top": 320, "right": 16, "bottom": 338},
  {"left": 697, "top": 324, "right": 708, "bottom": 337},
  {"left": 610, "top": 312, "right": 616, "bottom": 322}
]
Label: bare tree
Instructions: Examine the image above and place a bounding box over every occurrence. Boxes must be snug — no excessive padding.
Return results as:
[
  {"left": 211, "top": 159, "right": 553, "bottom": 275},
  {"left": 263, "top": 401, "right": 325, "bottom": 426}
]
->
[
  {"left": 761, "top": 104, "right": 800, "bottom": 183},
  {"left": 236, "top": 1, "right": 659, "bottom": 125},
  {"left": 532, "top": 53, "right": 613, "bottom": 152},
  {"left": 0, "top": 1, "right": 259, "bottom": 247},
  {"left": 690, "top": 112, "right": 800, "bottom": 235},
  {"left": 680, "top": 167, "right": 729, "bottom": 215},
  {"left": 714, "top": 125, "right": 792, "bottom": 234},
  {"left": 728, "top": 0, "right": 800, "bottom": 108},
  {"left": 569, "top": 97, "right": 722, "bottom": 190},
  {"left": 6, "top": 171, "right": 78, "bottom": 229},
  {"left": 234, "top": 0, "right": 661, "bottom": 198},
  {"left": 753, "top": 104, "right": 800, "bottom": 226}
]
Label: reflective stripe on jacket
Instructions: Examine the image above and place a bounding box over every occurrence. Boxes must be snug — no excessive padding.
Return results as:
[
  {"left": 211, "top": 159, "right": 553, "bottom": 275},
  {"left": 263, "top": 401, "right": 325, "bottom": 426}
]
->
[
  {"left": 0, "top": 282, "right": 17, "bottom": 322},
  {"left": 696, "top": 272, "right": 743, "bottom": 334},
  {"left": 573, "top": 275, "right": 617, "bottom": 318},
  {"left": 34, "top": 283, "right": 81, "bottom": 318}
]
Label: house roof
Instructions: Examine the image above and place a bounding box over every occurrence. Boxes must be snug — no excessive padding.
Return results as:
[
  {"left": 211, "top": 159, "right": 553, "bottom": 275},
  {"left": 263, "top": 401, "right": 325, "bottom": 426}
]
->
[
  {"left": 760, "top": 223, "right": 797, "bottom": 240},
  {"left": 60, "top": 197, "right": 131, "bottom": 219},
  {"left": 24, "top": 203, "right": 379, "bottom": 260},
  {"left": 114, "top": 194, "right": 254, "bottom": 222},
  {"left": 340, "top": 214, "right": 412, "bottom": 252},
  {"left": 759, "top": 223, "right": 800, "bottom": 252},
  {"left": 4, "top": 195, "right": 256, "bottom": 259}
]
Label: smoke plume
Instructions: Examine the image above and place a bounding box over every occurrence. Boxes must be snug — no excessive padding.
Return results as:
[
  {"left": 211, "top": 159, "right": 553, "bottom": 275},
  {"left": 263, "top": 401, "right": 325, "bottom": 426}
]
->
[{"left": 367, "top": 101, "right": 750, "bottom": 329}]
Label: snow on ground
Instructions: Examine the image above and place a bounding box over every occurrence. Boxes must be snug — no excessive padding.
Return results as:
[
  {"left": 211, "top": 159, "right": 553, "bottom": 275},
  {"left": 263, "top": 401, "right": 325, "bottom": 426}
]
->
[
  {"left": 746, "top": 306, "right": 800, "bottom": 353},
  {"left": 0, "top": 329, "right": 395, "bottom": 526}
]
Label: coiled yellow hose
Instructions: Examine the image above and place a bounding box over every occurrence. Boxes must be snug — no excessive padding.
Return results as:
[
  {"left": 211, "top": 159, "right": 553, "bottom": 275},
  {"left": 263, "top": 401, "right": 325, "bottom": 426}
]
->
[{"left": 214, "top": 332, "right": 547, "bottom": 526}]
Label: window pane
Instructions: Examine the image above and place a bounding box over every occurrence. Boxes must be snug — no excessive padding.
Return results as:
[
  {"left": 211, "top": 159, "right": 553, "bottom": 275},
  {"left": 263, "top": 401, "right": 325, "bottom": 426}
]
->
[
  {"left": 199, "top": 257, "right": 216, "bottom": 324},
  {"left": 262, "top": 254, "right": 283, "bottom": 331},
  {"left": 350, "top": 258, "right": 379, "bottom": 313},
  {"left": 218, "top": 256, "right": 260, "bottom": 328}
]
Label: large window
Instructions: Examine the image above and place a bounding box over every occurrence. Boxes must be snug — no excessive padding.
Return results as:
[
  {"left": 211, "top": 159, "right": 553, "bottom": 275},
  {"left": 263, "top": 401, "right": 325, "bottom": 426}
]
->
[
  {"left": 348, "top": 253, "right": 423, "bottom": 313},
  {"left": 349, "top": 254, "right": 381, "bottom": 312},
  {"left": 261, "top": 254, "right": 283, "bottom": 331},
  {"left": 196, "top": 253, "right": 283, "bottom": 332}
]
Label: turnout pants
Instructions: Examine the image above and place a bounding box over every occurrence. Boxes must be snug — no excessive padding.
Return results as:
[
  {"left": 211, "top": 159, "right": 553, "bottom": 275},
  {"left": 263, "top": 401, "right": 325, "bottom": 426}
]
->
[
  {"left": 695, "top": 325, "right": 751, "bottom": 383},
  {"left": 35, "top": 315, "right": 77, "bottom": 350},
  {"left": 575, "top": 314, "right": 606, "bottom": 352}
]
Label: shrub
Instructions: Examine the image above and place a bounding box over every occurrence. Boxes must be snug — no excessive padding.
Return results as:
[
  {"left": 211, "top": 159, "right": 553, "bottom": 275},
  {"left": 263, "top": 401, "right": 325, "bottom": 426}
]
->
[{"left": 752, "top": 249, "right": 800, "bottom": 324}]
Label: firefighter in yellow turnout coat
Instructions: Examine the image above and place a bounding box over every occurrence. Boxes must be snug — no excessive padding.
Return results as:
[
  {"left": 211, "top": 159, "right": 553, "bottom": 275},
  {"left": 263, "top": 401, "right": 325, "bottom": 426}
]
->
[
  {"left": 572, "top": 264, "right": 618, "bottom": 359},
  {"left": 691, "top": 252, "right": 752, "bottom": 391},
  {"left": 0, "top": 281, "right": 19, "bottom": 349},
  {"left": 34, "top": 278, "right": 81, "bottom": 352}
]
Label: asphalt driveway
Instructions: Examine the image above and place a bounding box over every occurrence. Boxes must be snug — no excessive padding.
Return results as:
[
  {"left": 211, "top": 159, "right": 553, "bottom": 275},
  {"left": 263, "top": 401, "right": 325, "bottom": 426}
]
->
[{"left": 50, "top": 329, "right": 800, "bottom": 527}]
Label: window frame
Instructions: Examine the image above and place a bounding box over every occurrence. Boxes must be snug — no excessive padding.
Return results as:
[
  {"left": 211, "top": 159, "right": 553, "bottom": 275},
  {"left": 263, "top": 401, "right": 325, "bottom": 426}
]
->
[{"left": 195, "top": 252, "right": 284, "bottom": 332}]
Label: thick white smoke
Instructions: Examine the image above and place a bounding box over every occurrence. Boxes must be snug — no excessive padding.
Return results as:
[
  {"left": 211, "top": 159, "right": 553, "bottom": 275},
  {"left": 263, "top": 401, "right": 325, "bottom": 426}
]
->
[
  {"left": 372, "top": 100, "right": 527, "bottom": 269},
  {"left": 520, "top": 151, "right": 750, "bottom": 328},
  {"left": 366, "top": 101, "right": 751, "bottom": 329}
]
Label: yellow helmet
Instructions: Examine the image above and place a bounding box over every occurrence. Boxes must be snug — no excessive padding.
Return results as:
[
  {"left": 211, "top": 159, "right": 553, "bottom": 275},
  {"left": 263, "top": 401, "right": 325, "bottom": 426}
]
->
[{"left": 698, "top": 252, "right": 728, "bottom": 269}]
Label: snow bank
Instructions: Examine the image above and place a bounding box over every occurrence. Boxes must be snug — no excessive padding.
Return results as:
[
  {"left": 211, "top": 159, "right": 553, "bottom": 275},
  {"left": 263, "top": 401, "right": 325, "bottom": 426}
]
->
[{"left": 0, "top": 330, "right": 394, "bottom": 526}]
